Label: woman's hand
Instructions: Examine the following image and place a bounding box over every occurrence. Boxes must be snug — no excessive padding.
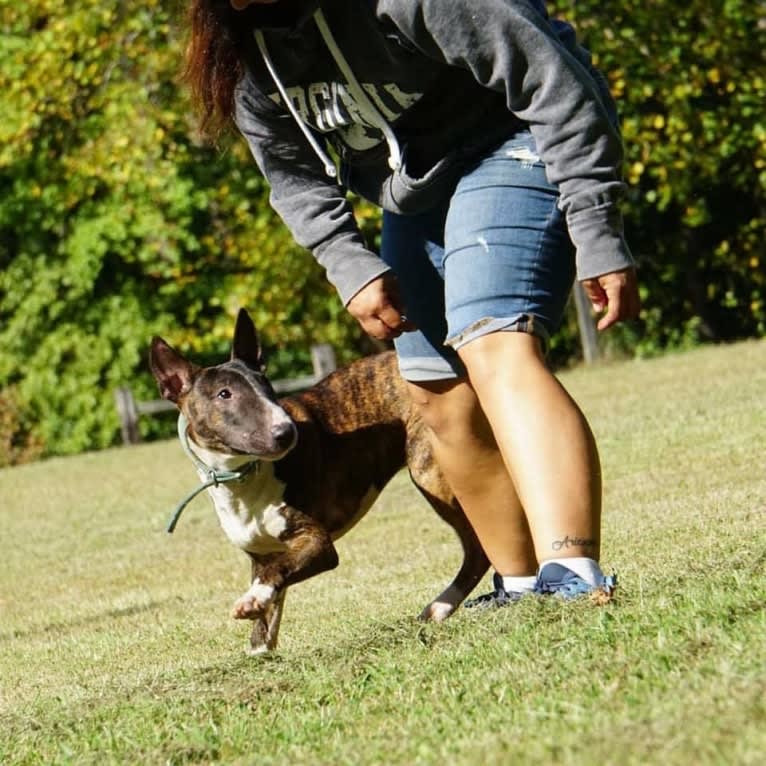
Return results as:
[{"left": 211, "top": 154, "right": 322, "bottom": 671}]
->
[
  {"left": 346, "top": 272, "right": 416, "bottom": 341},
  {"left": 580, "top": 267, "right": 640, "bottom": 331}
]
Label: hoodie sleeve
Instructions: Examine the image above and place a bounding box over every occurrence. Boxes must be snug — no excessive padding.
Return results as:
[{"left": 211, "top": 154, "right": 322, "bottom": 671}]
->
[
  {"left": 379, "top": 0, "right": 635, "bottom": 280},
  {"left": 234, "top": 83, "right": 390, "bottom": 305}
]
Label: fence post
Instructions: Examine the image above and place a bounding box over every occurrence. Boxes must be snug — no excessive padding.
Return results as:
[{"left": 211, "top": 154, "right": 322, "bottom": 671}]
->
[
  {"left": 311, "top": 343, "right": 337, "bottom": 380},
  {"left": 573, "top": 282, "right": 600, "bottom": 364},
  {"left": 114, "top": 386, "right": 140, "bottom": 445}
]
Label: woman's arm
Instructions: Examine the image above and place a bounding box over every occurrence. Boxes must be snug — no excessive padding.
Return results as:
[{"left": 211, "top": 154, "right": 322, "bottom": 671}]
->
[
  {"left": 234, "top": 82, "right": 391, "bottom": 306},
  {"left": 379, "top": 0, "right": 635, "bottom": 282}
]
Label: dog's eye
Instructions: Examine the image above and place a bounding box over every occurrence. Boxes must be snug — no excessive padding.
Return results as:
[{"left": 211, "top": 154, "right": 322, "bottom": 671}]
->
[{"left": 216, "top": 388, "right": 232, "bottom": 400}]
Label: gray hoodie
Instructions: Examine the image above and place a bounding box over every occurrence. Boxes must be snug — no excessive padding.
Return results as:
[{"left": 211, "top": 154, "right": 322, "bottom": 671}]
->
[{"left": 234, "top": 0, "right": 634, "bottom": 306}]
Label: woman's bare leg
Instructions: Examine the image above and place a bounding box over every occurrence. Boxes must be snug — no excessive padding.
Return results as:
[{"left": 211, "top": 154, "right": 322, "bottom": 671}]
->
[
  {"left": 406, "top": 378, "right": 537, "bottom": 577},
  {"left": 457, "top": 331, "right": 602, "bottom": 565}
]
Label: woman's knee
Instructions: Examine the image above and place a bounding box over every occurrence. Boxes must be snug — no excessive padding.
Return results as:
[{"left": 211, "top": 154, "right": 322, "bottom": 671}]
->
[{"left": 458, "top": 329, "right": 546, "bottom": 389}]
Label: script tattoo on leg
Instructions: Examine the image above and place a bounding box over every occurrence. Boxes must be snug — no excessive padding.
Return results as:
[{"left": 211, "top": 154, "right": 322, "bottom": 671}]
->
[{"left": 551, "top": 535, "right": 598, "bottom": 552}]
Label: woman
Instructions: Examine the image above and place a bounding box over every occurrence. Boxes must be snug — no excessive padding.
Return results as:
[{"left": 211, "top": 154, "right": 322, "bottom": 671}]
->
[{"left": 184, "top": 0, "right": 640, "bottom": 604}]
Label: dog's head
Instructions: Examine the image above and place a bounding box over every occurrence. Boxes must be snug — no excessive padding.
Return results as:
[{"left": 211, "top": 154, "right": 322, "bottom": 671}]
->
[{"left": 149, "top": 309, "right": 297, "bottom": 460}]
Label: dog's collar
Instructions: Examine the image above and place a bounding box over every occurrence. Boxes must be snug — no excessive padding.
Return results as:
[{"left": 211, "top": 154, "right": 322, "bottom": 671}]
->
[{"left": 166, "top": 414, "right": 260, "bottom": 534}]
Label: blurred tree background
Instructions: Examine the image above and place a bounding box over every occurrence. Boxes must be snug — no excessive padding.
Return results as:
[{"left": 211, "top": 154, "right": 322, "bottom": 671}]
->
[
  {"left": 0, "top": 0, "right": 764, "bottom": 462},
  {"left": 548, "top": 0, "right": 766, "bottom": 362}
]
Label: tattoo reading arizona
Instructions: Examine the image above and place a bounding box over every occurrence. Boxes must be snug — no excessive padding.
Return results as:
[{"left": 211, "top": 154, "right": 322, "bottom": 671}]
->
[{"left": 552, "top": 535, "right": 597, "bottom": 551}]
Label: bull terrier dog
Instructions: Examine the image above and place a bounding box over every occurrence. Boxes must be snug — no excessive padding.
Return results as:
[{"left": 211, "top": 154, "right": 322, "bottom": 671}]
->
[{"left": 149, "top": 309, "right": 488, "bottom": 655}]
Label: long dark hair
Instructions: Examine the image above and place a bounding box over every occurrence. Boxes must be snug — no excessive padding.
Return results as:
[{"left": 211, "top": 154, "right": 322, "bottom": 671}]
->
[{"left": 183, "top": 1, "right": 248, "bottom": 139}]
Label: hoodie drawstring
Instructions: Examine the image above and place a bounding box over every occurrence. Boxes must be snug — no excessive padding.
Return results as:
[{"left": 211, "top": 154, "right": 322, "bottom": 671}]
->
[
  {"left": 313, "top": 9, "right": 403, "bottom": 172},
  {"left": 254, "top": 28, "right": 338, "bottom": 178},
  {"left": 254, "top": 8, "right": 404, "bottom": 179}
]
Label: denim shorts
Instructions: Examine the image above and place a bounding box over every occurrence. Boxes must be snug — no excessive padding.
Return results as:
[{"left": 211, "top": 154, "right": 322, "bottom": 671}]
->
[{"left": 380, "top": 131, "right": 576, "bottom": 381}]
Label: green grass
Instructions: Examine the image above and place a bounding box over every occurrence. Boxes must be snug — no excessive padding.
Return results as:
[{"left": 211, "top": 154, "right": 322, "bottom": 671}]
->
[{"left": 2, "top": 341, "right": 765, "bottom": 766}]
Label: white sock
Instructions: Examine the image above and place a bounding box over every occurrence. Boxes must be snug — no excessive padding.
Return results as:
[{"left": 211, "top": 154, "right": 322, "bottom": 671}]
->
[
  {"left": 539, "top": 557, "right": 604, "bottom": 586},
  {"left": 500, "top": 575, "right": 537, "bottom": 594}
]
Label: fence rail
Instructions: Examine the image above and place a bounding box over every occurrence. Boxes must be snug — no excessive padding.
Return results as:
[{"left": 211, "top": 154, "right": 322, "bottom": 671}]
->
[
  {"left": 115, "top": 296, "right": 599, "bottom": 447},
  {"left": 114, "top": 343, "right": 337, "bottom": 446}
]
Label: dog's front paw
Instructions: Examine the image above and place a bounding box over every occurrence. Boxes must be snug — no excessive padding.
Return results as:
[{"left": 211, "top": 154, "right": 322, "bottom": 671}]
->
[
  {"left": 232, "top": 596, "right": 263, "bottom": 619},
  {"left": 246, "top": 642, "right": 271, "bottom": 657},
  {"left": 232, "top": 580, "right": 276, "bottom": 620}
]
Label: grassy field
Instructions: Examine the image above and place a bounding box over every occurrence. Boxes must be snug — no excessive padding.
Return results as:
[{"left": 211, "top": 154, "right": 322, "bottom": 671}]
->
[{"left": 1, "top": 340, "right": 765, "bottom": 765}]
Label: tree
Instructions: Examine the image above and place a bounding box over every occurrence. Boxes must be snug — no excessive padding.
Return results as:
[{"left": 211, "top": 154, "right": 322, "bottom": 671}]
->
[
  {"left": 0, "top": 0, "right": 361, "bottom": 459},
  {"left": 550, "top": 0, "right": 766, "bottom": 355},
  {"left": 1, "top": 0, "right": 764, "bottom": 460}
]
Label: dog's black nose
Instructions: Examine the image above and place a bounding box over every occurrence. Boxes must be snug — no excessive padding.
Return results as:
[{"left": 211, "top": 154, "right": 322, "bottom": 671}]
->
[{"left": 271, "top": 421, "right": 297, "bottom": 450}]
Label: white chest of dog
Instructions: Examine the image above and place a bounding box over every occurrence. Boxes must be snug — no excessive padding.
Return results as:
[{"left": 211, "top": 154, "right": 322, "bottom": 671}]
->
[{"left": 190, "top": 442, "right": 289, "bottom": 555}]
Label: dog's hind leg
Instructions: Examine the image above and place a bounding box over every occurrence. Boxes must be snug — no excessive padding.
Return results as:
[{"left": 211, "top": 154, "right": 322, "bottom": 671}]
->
[
  {"left": 412, "top": 481, "right": 490, "bottom": 622},
  {"left": 405, "top": 415, "right": 490, "bottom": 620}
]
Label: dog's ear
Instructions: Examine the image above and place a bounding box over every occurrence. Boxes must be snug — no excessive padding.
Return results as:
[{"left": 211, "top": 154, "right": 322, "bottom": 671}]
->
[
  {"left": 231, "top": 308, "right": 265, "bottom": 371},
  {"left": 149, "top": 337, "right": 198, "bottom": 403}
]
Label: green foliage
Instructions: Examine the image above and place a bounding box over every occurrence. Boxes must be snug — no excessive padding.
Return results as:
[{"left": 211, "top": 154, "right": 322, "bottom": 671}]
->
[
  {"left": 0, "top": 386, "right": 43, "bottom": 467},
  {"left": 550, "top": 0, "right": 766, "bottom": 358},
  {"left": 0, "top": 0, "right": 764, "bottom": 458},
  {"left": 0, "top": 0, "right": 361, "bottom": 458}
]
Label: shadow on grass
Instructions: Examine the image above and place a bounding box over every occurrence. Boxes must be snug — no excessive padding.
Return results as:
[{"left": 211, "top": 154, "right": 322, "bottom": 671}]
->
[{"left": 0, "top": 598, "right": 176, "bottom": 643}]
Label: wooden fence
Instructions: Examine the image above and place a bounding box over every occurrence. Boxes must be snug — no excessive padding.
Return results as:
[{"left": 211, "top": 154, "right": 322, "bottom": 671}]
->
[
  {"left": 115, "top": 292, "right": 599, "bottom": 446},
  {"left": 114, "top": 343, "right": 337, "bottom": 446}
]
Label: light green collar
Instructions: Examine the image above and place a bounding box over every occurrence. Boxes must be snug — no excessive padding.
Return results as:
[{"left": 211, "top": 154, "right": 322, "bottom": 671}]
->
[{"left": 166, "top": 414, "right": 260, "bottom": 534}]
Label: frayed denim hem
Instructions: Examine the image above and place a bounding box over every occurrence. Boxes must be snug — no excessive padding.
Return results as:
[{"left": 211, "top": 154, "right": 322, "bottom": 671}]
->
[{"left": 446, "top": 314, "right": 552, "bottom": 354}]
